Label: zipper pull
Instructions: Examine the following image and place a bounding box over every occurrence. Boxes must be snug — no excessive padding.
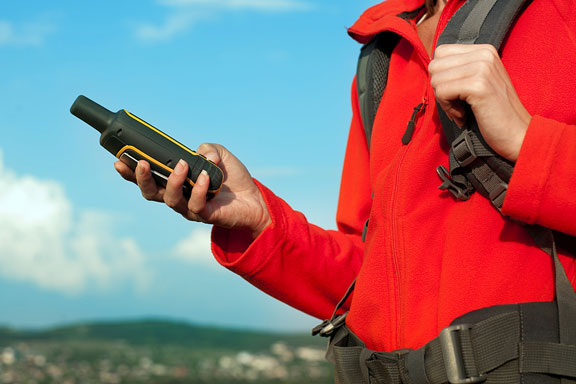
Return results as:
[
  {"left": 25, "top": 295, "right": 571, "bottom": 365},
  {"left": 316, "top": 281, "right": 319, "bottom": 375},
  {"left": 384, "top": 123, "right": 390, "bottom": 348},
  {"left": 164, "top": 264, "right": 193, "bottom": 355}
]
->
[{"left": 402, "top": 101, "right": 427, "bottom": 145}]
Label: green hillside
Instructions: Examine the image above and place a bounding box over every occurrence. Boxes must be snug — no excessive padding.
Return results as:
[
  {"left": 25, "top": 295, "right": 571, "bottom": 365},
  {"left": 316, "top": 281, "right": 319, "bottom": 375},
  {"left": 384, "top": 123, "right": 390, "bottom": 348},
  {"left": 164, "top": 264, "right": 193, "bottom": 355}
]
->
[
  {"left": 0, "top": 318, "right": 325, "bottom": 351},
  {"left": 0, "top": 319, "right": 334, "bottom": 383}
]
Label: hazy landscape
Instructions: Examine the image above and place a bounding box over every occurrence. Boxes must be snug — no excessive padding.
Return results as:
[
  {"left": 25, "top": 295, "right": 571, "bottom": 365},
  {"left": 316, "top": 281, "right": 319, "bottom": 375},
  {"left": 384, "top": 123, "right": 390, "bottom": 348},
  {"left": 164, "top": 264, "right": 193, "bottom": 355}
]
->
[{"left": 0, "top": 319, "right": 334, "bottom": 383}]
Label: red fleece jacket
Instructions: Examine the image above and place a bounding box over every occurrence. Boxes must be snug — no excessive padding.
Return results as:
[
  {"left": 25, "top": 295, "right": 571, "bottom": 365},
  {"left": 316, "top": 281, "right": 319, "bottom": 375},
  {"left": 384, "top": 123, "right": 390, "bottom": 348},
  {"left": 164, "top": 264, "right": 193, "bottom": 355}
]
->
[{"left": 212, "top": 0, "right": 576, "bottom": 352}]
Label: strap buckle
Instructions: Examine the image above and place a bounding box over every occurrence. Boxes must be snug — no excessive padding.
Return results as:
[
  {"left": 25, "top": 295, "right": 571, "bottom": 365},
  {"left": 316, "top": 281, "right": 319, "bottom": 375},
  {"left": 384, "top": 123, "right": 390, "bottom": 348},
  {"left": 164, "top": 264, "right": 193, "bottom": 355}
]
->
[
  {"left": 312, "top": 313, "right": 348, "bottom": 337},
  {"left": 452, "top": 130, "right": 478, "bottom": 167},
  {"left": 436, "top": 166, "right": 472, "bottom": 201},
  {"left": 440, "top": 324, "right": 487, "bottom": 384}
]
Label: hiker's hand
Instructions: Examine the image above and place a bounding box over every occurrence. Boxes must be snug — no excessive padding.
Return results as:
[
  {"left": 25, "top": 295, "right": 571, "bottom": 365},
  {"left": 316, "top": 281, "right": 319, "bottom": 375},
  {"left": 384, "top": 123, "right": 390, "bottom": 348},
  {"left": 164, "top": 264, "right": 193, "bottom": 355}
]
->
[
  {"left": 429, "top": 44, "right": 531, "bottom": 162},
  {"left": 114, "top": 143, "right": 271, "bottom": 238}
]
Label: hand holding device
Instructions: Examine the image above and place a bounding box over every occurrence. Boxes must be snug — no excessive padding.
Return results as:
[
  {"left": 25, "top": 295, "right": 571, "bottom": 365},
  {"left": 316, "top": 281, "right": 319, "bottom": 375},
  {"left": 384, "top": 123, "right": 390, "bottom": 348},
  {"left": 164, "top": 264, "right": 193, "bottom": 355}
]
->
[{"left": 70, "top": 95, "right": 223, "bottom": 199}]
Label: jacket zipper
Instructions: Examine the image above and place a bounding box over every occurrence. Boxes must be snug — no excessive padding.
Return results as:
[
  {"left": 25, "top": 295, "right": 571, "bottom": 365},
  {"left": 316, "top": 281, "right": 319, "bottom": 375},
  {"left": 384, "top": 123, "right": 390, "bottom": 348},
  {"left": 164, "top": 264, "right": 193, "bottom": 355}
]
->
[
  {"left": 401, "top": 98, "right": 428, "bottom": 145},
  {"left": 389, "top": 1, "right": 462, "bottom": 348},
  {"left": 389, "top": 146, "right": 407, "bottom": 348}
]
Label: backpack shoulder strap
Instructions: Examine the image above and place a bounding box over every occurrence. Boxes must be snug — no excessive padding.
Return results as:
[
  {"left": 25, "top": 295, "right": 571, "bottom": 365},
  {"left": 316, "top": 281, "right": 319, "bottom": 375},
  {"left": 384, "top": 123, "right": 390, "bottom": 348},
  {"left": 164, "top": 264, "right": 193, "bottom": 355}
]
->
[
  {"left": 356, "top": 32, "right": 399, "bottom": 150},
  {"left": 436, "top": 0, "right": 531, "bottom": 147},
  {"left": 435, "top": 0, "right": 531, "bottom": 209}
]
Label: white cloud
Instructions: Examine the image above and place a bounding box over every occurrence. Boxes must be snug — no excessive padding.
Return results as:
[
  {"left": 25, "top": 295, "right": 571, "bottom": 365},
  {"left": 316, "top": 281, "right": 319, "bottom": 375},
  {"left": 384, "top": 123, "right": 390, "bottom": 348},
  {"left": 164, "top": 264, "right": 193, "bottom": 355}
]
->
[
  {"left": 0, "top": 19, "right": 55, "bottom": 47},
  {"left": 135, "top": 12, "right": 207, "bottom": 43},
  {"left": 0, "top": 152, "right": 151, "bottom": 295},
  {"left": 135, "top": 0, "right": 313, "bottom": 42},
  {"left": 172, "top": 227, "right": 221, "bottom": 270}
]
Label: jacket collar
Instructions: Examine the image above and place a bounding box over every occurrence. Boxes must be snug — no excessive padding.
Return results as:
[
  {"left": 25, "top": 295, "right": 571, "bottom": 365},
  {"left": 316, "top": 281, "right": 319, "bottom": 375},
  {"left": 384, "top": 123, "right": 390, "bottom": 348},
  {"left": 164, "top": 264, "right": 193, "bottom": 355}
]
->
[
  {"left": 348, "top": 0, "right": 465, "bottom": 44},
  {"left": 348, "top": 0, "right": 426, "bottom": 44}
]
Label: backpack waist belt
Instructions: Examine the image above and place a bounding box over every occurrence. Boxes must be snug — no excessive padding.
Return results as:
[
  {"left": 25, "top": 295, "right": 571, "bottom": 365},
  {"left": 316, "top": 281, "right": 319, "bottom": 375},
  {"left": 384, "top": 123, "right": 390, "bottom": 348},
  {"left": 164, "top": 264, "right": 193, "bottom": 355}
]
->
[
  {"left": 313, "top": 225, "right": 576, "bottom": 384},
  {"left": 321, "top": 302, "right": 576, "bottom": 384}
]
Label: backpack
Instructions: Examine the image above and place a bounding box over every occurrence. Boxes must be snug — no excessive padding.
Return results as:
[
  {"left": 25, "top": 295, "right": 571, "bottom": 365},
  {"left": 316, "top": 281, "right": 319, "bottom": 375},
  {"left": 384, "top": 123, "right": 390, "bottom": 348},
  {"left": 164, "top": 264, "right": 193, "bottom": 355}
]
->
[{"left": 313, "top": 1, "right": 576, "bottom": 383}]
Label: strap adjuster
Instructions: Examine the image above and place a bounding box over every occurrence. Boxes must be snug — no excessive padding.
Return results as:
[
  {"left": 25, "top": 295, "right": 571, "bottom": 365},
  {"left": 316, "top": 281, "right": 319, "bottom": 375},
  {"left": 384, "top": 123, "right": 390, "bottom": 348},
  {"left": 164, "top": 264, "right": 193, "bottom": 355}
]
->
[
  {"left": 452, "top": 130, "right": 478, "bottom": 167},
  {"left": 440, "top": 324, "right": 487, "bottom": 384}
]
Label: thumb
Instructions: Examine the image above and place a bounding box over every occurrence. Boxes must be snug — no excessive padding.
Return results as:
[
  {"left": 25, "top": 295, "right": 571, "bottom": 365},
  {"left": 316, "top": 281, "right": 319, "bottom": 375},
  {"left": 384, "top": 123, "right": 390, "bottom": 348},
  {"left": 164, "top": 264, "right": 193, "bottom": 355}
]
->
[{"left": 197, "top": 143, "right": 224, "bottom": 165}]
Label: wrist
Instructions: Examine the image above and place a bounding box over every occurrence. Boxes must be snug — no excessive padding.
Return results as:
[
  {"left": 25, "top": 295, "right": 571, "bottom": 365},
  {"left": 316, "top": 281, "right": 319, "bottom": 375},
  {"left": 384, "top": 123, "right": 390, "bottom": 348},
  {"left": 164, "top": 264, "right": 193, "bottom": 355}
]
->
[
  {"left": 506, "top": 112, "right": 531, "bottom": 162},
  {"left": 247, "top": 179, "right": 272, "bottom": 239},
  {"left": 251, "top": 216, "right": 271, "bottom": 239},
  {"left": 250, "top": 197, "right": 271, "bottom": 239}
]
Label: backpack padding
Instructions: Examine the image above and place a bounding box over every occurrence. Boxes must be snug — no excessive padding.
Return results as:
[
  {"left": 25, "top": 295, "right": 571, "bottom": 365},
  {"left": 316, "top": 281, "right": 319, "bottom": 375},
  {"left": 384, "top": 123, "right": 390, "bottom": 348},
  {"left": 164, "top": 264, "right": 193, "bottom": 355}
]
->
[{"left": 356, "top": 32, "right": 399, "bottom": 150}]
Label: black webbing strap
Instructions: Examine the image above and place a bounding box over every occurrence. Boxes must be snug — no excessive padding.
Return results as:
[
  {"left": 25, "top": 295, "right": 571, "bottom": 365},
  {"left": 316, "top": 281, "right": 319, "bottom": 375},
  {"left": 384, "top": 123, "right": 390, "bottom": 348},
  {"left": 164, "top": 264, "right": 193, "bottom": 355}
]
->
[
  {"left": 520, "top": 342, "right": 576, "bottom": 378},
  {"left": 312, "top": 279, "right": 355, "bottom": 338},
  {"left": 436, "top": 128, "right": 514, "bottom": 209},
  {"left": 436, "top": 0, "right": 530, "bottom": 48},
  {"left": 526, "top": 226, "right": 576, "bottom": 384},
  {"left": 327, "top": 306, "right": 576, "bottom": 384},
  {"left": 435, "top": 0, "right": 529, "bottom": 210}
]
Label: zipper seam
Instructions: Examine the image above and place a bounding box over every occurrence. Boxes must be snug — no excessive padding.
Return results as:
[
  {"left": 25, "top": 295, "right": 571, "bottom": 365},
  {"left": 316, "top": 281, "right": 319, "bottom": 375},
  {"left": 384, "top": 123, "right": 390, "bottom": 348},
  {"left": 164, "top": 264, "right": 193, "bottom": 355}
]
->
[
  {"left": 384, "top": 3, "right": 461, "bottom": 348},
  {"left": 390, "top": 146, "right": 408, "bottom": 348},
  {"left": 390, "top": 1, "right": 460, "bottom": 347}
]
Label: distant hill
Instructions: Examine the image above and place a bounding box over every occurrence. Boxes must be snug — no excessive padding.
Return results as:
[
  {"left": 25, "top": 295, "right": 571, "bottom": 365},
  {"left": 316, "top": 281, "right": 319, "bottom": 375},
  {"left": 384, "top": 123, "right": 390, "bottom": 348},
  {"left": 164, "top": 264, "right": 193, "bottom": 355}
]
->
[
  {"left": 0, "top": 318, "right": 326, "bottom": 352},
  {"left": 0, "top": 319, "right": 334, "bottom": 383}
]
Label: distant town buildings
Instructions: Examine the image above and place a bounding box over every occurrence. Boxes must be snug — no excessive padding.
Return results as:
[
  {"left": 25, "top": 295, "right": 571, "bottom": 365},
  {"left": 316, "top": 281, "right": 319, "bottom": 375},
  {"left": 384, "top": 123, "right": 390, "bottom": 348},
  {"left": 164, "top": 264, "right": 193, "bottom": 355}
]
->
[{"left": 0, "top": 341, "right": 331, "bottom": 383}]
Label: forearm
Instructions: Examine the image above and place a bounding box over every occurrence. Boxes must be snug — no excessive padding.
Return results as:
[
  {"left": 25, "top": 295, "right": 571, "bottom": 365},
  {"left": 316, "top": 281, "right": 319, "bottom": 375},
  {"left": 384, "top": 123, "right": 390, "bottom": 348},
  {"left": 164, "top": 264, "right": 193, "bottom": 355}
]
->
[{"left": 211, "top": 180, "right": 364, "bottom": 320}]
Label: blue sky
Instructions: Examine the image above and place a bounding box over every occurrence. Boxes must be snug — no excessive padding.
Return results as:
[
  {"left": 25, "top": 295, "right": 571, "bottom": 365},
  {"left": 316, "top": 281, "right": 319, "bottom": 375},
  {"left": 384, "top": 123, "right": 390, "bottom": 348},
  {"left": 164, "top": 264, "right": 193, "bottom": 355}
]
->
[{"left": 0, "top": 0, "right": 377, "bottom": 332}]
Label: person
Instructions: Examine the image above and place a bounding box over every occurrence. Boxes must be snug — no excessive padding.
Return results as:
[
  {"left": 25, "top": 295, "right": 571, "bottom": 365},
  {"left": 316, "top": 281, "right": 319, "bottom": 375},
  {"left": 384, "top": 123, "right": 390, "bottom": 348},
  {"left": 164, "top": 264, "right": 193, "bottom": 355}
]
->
[{"left": 116, "top": 0, "right": 576, "bottom": 362}]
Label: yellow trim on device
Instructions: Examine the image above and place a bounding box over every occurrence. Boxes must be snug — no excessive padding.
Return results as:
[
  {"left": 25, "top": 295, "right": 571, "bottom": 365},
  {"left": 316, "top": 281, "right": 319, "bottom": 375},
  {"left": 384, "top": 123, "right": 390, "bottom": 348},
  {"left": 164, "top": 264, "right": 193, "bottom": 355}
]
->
[
  {"left": 124, "top": 110, "right": 215, "bottom": 164},
  {"left": 116, "top": 145, "right": 221, "bottom": 194}
]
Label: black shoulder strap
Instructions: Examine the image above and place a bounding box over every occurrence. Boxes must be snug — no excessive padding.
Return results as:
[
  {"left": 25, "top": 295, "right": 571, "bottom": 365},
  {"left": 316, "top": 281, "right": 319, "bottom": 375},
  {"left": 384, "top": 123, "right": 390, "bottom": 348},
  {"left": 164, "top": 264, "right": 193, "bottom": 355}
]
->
[
  {"left": 437, "top": 0, "right": 529, "bottom": 46},
  {"left": 435, "top": 0, "right": 530, "bottom": 210},
  {"left": 436, "top": 0, "right": 576, "bottom": 261},
  {"left": 356, "top": 32, "right": 399, "bottom": 150}
]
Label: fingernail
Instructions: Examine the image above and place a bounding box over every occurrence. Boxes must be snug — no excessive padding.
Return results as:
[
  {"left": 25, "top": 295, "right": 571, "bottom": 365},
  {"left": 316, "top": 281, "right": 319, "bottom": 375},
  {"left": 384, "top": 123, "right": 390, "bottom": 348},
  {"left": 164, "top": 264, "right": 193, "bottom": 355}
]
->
[
  {"left": 205, "top": 153, "right": 218, "bottom": 163},
  {"left": 174, "top": 159, "right": 187, "bottom": 175},
  {"left": 197, "top": 170, "right": 208, "bottom": 186}
]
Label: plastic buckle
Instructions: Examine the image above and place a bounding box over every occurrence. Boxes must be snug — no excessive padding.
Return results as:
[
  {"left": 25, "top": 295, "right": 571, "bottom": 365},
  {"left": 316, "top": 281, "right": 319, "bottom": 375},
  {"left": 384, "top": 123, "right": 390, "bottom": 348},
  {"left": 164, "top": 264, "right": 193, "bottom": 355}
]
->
[
  {"left": 436, "top": 166, "right": 471, "bottom": 201},
  {"left": 312, "top": 313, "right": 348, "bottom": 337},
  {"left": 452, "top": 130, "right": 478, "bottom": 167},
  {"left": 312, "top": 320, "right": 331, "bottom": 337},
  {"left": 440, "top": 324, "right": 486, "bottom": 384}
]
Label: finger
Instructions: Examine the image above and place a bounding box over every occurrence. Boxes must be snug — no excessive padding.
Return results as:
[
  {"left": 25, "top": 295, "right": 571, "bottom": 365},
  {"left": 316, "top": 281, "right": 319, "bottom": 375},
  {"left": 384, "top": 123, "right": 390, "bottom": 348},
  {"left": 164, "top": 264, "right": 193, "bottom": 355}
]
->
[
  {"left": 430, "top": 64, "right": 483, "bottom": 95},
  {"left": 430, "top": 45, "right": 499, "bottom": 78},
  {"left": 197, "top": 143, "right": 222, "bottom": 165},
  {"left": 442, "top": 101, "right": 468, "bottom": 128},
  {"left": 433, "top": 43, "right": 498, "bottom": 59},
  {"left": 430, "top": 63, "right": 487, "bottom": 126},
  {"left": 114, "top": 161, "right": 137, "bottom": 183},
  {"left": 434, "top": 78, "right": 476, "bottom": 113},
  {"left": 163, "top": 159, "right": 189, "bottom": 213},
  {"left": 188, "top": 170, "right": 210, "bottom": 217},
  {"left": 135, "top": 160, "right": 161, "bottom": 200}
]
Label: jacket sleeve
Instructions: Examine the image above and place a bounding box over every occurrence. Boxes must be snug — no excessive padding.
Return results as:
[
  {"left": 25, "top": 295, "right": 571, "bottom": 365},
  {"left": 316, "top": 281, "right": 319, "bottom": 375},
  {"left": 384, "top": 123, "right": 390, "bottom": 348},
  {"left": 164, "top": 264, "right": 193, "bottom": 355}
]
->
[
  {"left": 502, "top": 115, "right": 576, "bottom": 236},
  {"left": 210, "top": 78, "right": 372, "bottom": 320}
]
